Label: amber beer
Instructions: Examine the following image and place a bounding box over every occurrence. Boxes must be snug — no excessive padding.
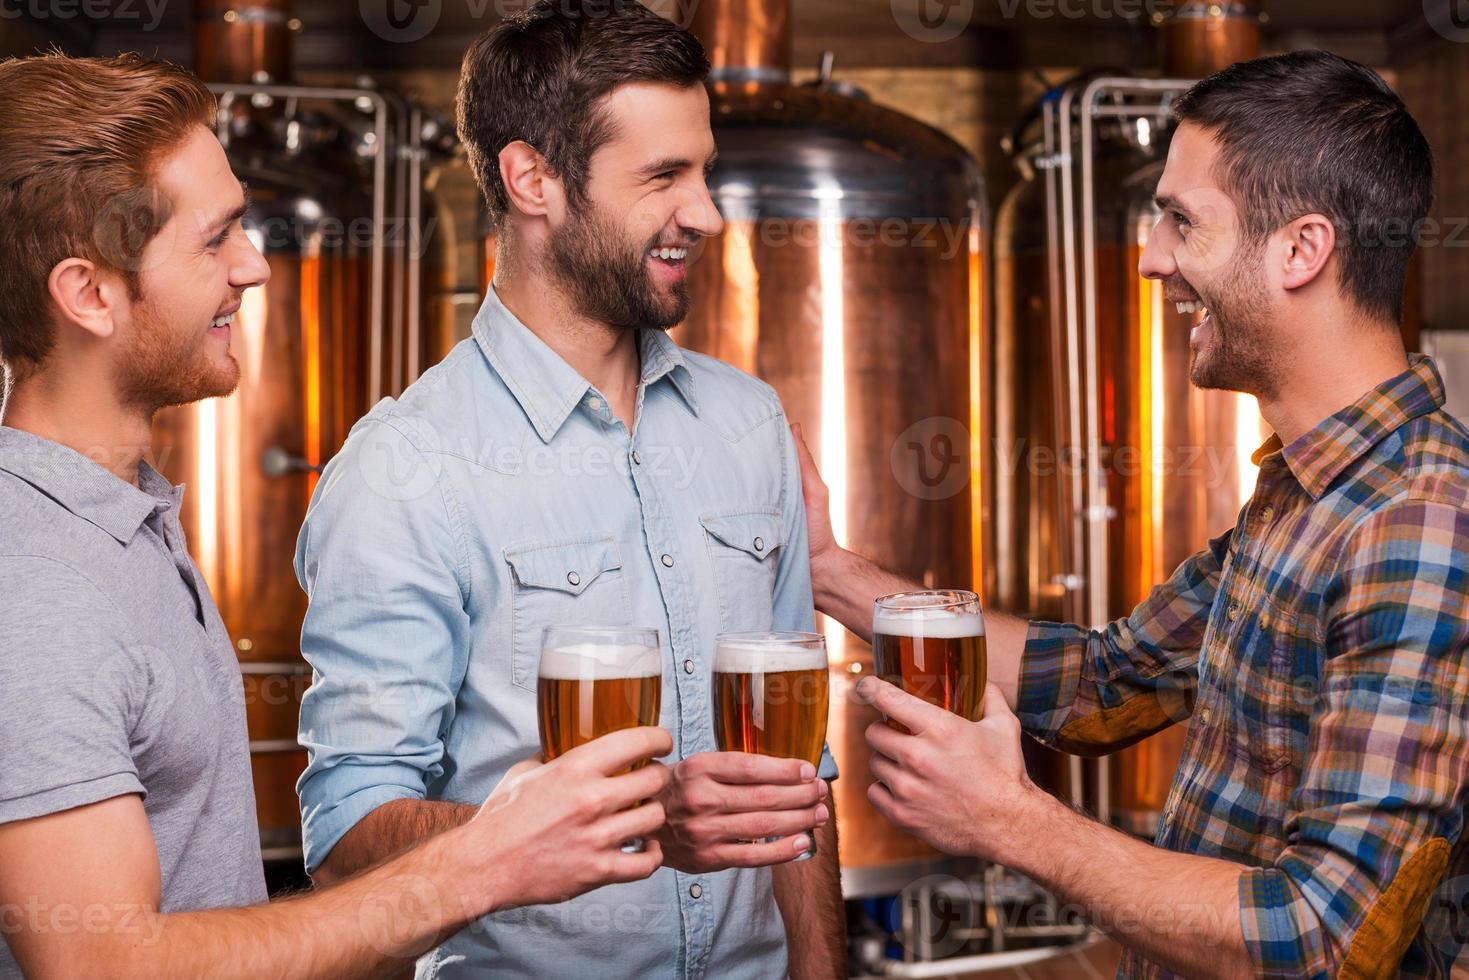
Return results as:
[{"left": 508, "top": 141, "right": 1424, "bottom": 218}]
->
[
  {"left": 537, "top": 626, "right": 663, "bottom": 852},
  {"left": 711, "top": 631, "right": 829, "bottom": 859},
  {"left": 872, "top": 590, "right": 986, "bottom": 723}
]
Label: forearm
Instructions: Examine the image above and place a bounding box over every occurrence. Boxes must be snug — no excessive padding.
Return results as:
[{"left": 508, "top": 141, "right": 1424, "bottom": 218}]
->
[
  {"left": 1006, "top": 792, "right": 1251, "bottom": 979},
  {"left": 314, "top": 798, "right": 477, "bottom": 886},
  {"left": 117, "top": 824, "right": 489, "bottom": 980},
  {"left": 773, "top": 806, "right": 847, "bottom": 979}
]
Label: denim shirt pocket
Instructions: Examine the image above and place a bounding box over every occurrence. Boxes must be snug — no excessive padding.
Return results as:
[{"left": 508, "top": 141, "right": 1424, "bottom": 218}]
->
[
  {"left": 700, "top": 510, "right": 785, "bottom": 634},
  {"left": 505, "top": 535, "right": 630, "bottom": 692}
]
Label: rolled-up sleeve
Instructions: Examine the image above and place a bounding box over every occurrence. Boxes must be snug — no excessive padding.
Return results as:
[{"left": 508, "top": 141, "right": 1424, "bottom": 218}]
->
[
  {"left": 771, "top": 413, "right": 837, "bottom": 781},
  {"left": 1016, "top": 528, "right": 1230, "bottom": 756},
  {"left": 294, "top": 415, "right": 473, "bottom": 871},
  {"left": 1238, "top": 497, "right": 1469, "bottom": 977}
]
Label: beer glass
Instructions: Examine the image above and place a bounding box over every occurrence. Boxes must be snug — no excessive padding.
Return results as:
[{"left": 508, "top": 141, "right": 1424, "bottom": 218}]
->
[
  {"left": 871, "top": 590, "right": 986, "bottom": 725},
  {"left": 537, "top": 625, "right": 663, "bottom": 852},
  {"left": 711, "top": 631, "right": 829, "bottom": 860}
]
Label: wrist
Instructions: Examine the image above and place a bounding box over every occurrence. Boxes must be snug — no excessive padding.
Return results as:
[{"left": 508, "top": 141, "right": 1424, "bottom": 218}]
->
[
  {"left": 811, "top": 546, "right": 856, "bottom": 612},
  {"left": 992, "top": 785, "right": 1064, "bottom": 873}
]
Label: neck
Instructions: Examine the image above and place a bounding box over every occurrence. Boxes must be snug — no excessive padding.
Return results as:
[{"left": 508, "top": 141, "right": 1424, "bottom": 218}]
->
[
  {"left": 492, "top": 240, "right": 643, "bottom": 429},
  {"left": 2, "top": 368, "right": 154, "bottom": 487},
  {"left": 1256, "top": 307, "right": 1409, "bottom": 447}
]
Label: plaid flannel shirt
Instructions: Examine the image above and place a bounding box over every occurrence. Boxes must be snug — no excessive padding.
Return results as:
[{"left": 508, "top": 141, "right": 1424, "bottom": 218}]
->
[{"left": 1018, "top": 355, "right": 1469, "bottom": 979}]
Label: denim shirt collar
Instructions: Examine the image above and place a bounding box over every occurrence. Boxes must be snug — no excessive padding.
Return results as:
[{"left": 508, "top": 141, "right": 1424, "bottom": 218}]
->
[{"left": 471, "top": 286, "right": 699, "bottom": 444}]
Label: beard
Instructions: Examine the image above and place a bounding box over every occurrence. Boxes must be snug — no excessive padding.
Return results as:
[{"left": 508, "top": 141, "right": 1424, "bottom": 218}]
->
[
  {"left": 546, "top": 200, "right": 690, "bottom": 331},
  {"left": 1184, "top": 238, "right": 1280, "bottom": 400},
  {"left": 115, "top": 295, "right": 241, "bottom": 411}
]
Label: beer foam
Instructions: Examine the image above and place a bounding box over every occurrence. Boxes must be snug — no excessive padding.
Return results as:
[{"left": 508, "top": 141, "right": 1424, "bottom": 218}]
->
[
  {"left": 872, "top": 608, "right": 985, "bottom": 639},
  {"left": 539, "top": 642, "right": 662, "bottom": 681},
  {"left": 713, "top": 640, "right": 826, "bottom": 675}
]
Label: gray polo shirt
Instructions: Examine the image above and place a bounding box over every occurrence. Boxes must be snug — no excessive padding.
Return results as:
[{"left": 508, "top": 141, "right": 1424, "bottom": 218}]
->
[{"left": 0, "top": 425, "right": 265, "bottom": 977}]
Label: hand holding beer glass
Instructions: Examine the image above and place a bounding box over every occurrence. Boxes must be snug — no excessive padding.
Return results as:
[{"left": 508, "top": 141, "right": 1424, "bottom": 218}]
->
[
  {"left": 538, "top": 625, "right": 664, "bottom": 853},
  {"left": 871, "top": 591, "right": 987, "bottom": 726},
  {"left": 711, "top": 631, "right": 830, "bottom": 860}
]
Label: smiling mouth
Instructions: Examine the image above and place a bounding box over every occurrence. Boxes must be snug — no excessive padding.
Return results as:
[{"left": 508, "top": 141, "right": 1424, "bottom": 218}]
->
[
  {"left": 210, "top": 308, "right": 238, "bottom": 332},
  {"left": 1174, "top": 300, "right": 1208, "bottom": 316},
  {"left": 648, "top": 245, "right": 689, "bottom": 263}
]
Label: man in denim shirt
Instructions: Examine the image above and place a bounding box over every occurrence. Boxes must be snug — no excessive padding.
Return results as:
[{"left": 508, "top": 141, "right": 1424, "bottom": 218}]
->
[{"left": 294, "top": 3, "right": 844, "bottom": 977}]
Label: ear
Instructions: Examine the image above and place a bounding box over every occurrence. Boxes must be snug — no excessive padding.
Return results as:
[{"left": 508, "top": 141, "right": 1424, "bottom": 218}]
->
[
  {"left": 498, "top": 140, "right": 563, "bottom": 222},
  {"left": 47, "top": 259, "right": 123, "bottom": 341},
  {"left": 1279, "top": 213, "right": 1336, "bottom": 292}
]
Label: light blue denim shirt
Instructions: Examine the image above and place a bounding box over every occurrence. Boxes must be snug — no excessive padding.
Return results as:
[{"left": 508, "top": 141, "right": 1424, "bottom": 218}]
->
[{"left": 295, "top": 287, "right": 836, "bottom": 979}]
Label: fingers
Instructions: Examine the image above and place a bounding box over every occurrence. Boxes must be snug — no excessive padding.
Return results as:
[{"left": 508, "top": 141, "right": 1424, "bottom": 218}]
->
[
  {"left": 979, "top": 681, "right": 1009, "bottom": 722},
  {"left": 711, "top": 777, "right": 826, "bottom": 815},
  {"left": 569, "top": 726, "right": 674, "bottom": 775},
  {"left": 704, "top": 834, "right": 815, "bottom": 869},
  {"left": 790, "top": 422, "right": 827, "bottom": 497},
  {"left": 855, "top": 677, "right": 948, "bottom": 736},
  {"left": 599, "top": 799, "right": 668, "bottom": 848},
  {"left": 685, "top": 751, "right": 816, "bottom": 786},
  {"left": 605, "top": 761, "right": 673, "bottom": 808},
  {"left": 867, "top": 752, "right": 910, "bottom": 798},
  {"left": 603, "top": 839, "right": 665, "bottom": 884},
  {"left": 693, "top": 802, "right": 829, "bottom": 844},
  {"left": 864, "top": 718, "right": 915, "bottom": 764}
]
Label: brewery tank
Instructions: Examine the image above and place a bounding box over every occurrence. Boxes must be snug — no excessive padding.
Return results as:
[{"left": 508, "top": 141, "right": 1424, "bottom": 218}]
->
[
  {"left": 992, "top": 2, "right": 1266, "bottom": 834},
  {"left": 152, "top": 0, "right": 455, "bottom": 863},
  {"left": 679, "top": 0, "right": 988, "bottom": 891}
]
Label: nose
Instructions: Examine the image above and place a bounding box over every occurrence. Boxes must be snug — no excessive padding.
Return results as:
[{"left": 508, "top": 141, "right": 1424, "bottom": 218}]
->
[
  {"left": 677, "top": 177, "right": 724, "bottom": 240},
  {"left": 1138, "top": 217, "right": 1177, "bottom": 282},
  {"left": 230, "top": 230, "right": 271, "bottom": 290}
]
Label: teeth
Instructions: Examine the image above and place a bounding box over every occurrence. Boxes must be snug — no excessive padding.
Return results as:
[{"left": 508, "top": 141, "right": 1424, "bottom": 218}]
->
[
  {"left": 651, "top": 247, "right": 688, "bottom": 261},
  {"left": 1174, "top": 301, "right": 1207, "bottom": 316},
  {"left": 211, "top": 312, "right": 236, "bottom": 328}
]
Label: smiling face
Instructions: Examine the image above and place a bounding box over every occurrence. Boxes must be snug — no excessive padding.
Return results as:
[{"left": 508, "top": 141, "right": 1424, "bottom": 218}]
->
[
  {"left": 544, "top": 81, "right": 723, "bottom": 331},
  {"left": 1139, "top": 121, "right": 1281, "bottom": 399},
  {"left": 112, "top": 125, "right": 269, "bottom": 410}
]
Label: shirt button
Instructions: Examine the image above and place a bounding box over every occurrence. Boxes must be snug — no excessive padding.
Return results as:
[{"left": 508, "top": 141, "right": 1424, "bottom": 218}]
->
[
  {"left": 566, "top": 571, "right": 580, "bottom": 587},
  {"left": 1260, "top": 505, "right": 1276, "bottom": 525},
  {"left": 632, "top": 450, "right": 642, "bottom": 465},
  {"left": 689, "top": 884, "right": 703, "bottom": 899},
  {"left": 753, "top": 536, "right": 765, "bottom": 552},
  {"left": 587, "top": 396, "right": 604, "bottom": 412},
  {"left": 1198, "top": 706, "right": 1211, "bottom": 727},
  {"left": 1259, "top": 611, "right": 1272, "bottom": 632},
  {"left": 661, "top": 554, "right": 674, "bottom": 568},
  {"left": 1227, "top": 601, "right": 1240, "bottom": 621},
  {"left": 683, "top": 659, "right": 695, "bottom": 674}
]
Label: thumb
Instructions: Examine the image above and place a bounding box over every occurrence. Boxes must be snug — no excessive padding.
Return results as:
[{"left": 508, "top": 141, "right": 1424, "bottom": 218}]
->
[{"left": 979, "top": 681, "right": 1013, "bottom": 723}]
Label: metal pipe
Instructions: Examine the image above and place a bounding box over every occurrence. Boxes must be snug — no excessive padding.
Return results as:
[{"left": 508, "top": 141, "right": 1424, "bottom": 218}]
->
[
  {"left": 205, "top": 82, "right": 389, "bottom": 407},
  {"left": 1055, "top": 87, "right": 1088, "bottom": 630}
]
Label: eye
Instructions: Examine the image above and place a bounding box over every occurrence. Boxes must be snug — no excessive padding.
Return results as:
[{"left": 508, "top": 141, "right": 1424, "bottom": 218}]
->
[
  {"left": 1171, "top": 210, "right": 1191, "bottom": 229},
  {"left": 207, "top": 228, "right": 231, "bottom": 249},
  {"left": 655, "top": 171, "right": 677, "bottom": 182}
]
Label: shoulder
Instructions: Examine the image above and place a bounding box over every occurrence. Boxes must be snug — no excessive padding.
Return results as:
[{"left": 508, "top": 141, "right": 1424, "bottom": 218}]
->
[
  {"left": 677, "top": 348, "right": 790, "bottom": 441},
  {"left": 1361, "top": 409, "right": 1469, "bottom": 514}
]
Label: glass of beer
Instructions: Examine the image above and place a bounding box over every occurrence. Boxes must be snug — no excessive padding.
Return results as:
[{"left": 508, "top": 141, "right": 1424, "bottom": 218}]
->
[
  {"left": 537, "top": 625, "right": 663, "bottom": 852},
  {"left": 711, "top": 631, "right": 829, "bottom": 860},
  {"left": 872, "top": 591, "right": 986, "bottom": 725}
]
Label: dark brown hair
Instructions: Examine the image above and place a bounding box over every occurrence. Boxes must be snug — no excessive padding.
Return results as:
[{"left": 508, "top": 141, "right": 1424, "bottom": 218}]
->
[
  {"left": 1174, "top": 50, "right": 1433, "bottom": 323},
  {"left": 456, "top": 0, "right": 708, "bottom": 230}
]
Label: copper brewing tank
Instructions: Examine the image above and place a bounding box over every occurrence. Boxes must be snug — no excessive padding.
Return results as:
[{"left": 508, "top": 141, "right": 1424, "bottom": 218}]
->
[
  {"left": 679, "top": 0, "right": 987, "bottom": 894},
  {"left": 151, "top": 4, "right": 378, "bottom": 861},
  {"left": 1158, "top": 0, "right": 1262, "bottom": 80},
  {"left": 994, "top": 3, "right": 1264, "bottom": 835}
]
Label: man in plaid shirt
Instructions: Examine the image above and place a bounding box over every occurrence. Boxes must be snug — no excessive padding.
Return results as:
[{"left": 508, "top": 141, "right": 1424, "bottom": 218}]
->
[{"left": 799, "top": 51, "right": 1468, "bottom": 978}]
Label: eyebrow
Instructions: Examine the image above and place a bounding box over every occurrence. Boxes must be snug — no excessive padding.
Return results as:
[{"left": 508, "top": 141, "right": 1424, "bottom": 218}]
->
[
  {"left": 1155, "top": 193, "right": 1195, "bottom": 222},
  {"left": 636, "top": 150, "right": 720, "bottom": 179},
  {"left": 203, "top": 180, "right": 252, "bottom": 236}
]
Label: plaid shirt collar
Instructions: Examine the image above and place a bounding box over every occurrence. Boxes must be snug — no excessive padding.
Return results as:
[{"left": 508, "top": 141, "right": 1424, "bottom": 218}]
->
[{"left": 1249, "top": 354, "right": 1447, "bottom": 500}]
